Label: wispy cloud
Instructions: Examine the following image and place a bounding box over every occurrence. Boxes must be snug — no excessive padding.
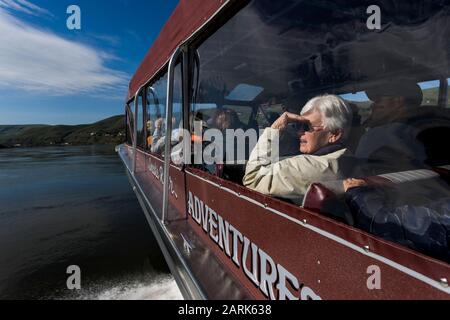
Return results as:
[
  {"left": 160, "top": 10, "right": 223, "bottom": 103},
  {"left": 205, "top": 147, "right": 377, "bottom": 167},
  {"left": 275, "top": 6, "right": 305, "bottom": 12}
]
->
[
  {"left": 0, "top": 5, "right": 128, "bottom": 97},
  {"left": 0, "top": 0, "right": 53, "bottom": 18},
  {"left": 88, "top": 33, "right": 122, "bottom": 47}
]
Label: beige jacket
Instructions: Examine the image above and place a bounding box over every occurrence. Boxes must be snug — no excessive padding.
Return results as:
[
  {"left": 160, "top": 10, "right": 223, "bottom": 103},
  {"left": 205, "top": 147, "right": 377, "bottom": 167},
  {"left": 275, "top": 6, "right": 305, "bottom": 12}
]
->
[{"left": 243, "top": 128, "right": 347, "bottom": 204}]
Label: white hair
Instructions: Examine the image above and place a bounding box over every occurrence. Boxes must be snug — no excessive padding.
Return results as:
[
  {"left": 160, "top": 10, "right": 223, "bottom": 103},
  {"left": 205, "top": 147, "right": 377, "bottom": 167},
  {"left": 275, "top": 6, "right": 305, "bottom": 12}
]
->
[{"left": 301, "top": 94, "right": 353, "bottom": 140}]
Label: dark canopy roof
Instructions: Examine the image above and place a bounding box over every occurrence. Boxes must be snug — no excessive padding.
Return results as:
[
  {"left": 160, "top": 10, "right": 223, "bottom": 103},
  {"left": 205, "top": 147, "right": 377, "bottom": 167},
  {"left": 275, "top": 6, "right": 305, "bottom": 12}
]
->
[{"left": 127, "top": 0, "right": 225, "bottom": 100}]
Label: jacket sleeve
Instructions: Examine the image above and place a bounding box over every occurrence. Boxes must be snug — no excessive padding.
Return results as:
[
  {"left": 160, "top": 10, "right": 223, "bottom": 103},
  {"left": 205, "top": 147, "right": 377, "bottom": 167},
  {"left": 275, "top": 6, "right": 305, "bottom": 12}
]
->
[{"left": 243, "top": 128, "right": 338, "bottom": 200}]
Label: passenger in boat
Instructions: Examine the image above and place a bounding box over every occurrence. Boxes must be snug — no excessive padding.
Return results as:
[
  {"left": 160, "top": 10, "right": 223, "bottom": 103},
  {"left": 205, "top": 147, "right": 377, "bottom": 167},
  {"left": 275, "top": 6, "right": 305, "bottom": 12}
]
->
[
  {"left": 151, "top": 117, "right": 165, "bottom": 154},
  {"left": 355, "top": 80, "right": 427, "bottom": 172},
  {"left": 146, "top": 120, "right": 154, "bottom": 147},
  {"left": 203, "top": 109, "right": 244, "bottom": 176},
  {"left": 169, "top": 117, "right": 186, "bottom": 164},
  {"left": 153, "top": 117, "right": 165, "bottom": 139},
  {"left": 243, "top": 94, "right": 353, "bottom": 205},
  {"left": 211, "top": 109, "right": 242, "bottom": 131},
  {"left": 342, "top": 177, "right": 450, "bottom": 262},
  {"left": 171, "top": 117, "right": 183, "bottom": 143},
  {"left": 152, "top": 117, "right": 184, "bottom": 156},
  {"left": 212, "top": 108, "right": 243, "bottom": 160}
]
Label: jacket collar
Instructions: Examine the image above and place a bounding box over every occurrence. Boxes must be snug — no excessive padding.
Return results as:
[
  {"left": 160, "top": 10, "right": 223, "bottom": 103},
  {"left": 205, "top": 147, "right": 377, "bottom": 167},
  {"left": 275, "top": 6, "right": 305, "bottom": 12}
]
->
[{"left": 313, "top": 143, "right": 345, "bottom": 156}]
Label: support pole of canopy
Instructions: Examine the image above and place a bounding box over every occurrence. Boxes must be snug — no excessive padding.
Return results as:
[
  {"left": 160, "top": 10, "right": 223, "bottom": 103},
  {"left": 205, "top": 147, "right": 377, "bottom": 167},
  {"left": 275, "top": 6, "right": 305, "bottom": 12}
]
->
[
  {"left": 132, "top": 93, "right": 138, "bottom": 174},
  {"left": 162, "top": 47, "right": 182, "bottom": 223}
]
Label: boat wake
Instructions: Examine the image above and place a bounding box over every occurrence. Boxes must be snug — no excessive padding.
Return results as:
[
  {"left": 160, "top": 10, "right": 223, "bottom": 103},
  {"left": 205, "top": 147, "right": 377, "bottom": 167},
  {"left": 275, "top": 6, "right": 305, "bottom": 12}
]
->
[
  {"left": 96, "top": 276, "right": 183, "bottom": 300},
  {"left": 63, "top": 275, "right": 183, "bottom": 300}
]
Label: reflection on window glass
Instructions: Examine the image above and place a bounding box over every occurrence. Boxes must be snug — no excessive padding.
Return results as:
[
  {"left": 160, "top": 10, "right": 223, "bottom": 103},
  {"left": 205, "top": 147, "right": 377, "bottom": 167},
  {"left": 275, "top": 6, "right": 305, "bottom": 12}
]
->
[
  {"left": 226, "top": 84, "right": 264, "bottom": 101},
  {"left": 340, "top": 92, "right": 372, "bottom": 123},
  {"left": 418, "top": 80, "right": 440, "bottom": 106}
]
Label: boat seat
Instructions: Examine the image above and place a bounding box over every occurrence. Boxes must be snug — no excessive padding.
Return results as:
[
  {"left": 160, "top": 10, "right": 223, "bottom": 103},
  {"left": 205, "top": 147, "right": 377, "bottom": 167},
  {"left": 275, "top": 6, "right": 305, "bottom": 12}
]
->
[
  {"left": 302, "top": 167, "right": 448, "bottom": 225},
  {"left": 302, "top": 179, "right": 353, "bottom": 225}
]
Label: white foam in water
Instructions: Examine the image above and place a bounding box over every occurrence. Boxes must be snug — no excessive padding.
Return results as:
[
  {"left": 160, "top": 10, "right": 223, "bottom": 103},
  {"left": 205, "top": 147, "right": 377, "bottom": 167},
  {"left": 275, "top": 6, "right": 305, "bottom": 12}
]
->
[
  {"left": 96, "top": 276, "right": 184, "bottom": 300},
  {"left": 67, "top": 275, "right": 184, "bottom": 301}
]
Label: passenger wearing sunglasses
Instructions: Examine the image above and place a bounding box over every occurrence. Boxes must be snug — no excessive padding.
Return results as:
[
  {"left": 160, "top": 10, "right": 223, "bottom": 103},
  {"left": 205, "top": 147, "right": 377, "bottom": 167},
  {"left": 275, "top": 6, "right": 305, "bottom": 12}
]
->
[{"left": 243, "top": 94, "right": 353, "bottom": 205}]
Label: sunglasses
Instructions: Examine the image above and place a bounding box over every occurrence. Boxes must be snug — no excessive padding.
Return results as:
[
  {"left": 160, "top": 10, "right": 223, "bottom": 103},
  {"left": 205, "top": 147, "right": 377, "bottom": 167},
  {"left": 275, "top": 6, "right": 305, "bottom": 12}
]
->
[{"left": 292, "top": 122, "right": 324, "bottom": 133}]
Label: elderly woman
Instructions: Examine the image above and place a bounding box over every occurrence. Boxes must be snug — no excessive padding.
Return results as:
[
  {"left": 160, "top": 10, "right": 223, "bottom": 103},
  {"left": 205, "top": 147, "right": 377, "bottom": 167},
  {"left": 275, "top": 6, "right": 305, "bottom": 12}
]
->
[{"left": 243, "top": 94, "right": 353, "bottom": 204}]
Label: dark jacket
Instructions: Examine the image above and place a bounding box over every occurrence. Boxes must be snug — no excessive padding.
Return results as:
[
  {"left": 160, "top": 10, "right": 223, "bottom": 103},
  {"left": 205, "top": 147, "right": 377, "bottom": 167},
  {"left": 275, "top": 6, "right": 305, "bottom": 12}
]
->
[{"left": 345, "top": 181, "right": 450, "bottom": 263}]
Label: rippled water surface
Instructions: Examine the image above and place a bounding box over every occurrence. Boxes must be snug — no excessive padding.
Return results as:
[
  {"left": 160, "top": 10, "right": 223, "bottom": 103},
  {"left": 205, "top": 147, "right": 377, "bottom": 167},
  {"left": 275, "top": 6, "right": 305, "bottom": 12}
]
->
[{"left": 0, "top": 145, "right": 182, "bottom": 300}]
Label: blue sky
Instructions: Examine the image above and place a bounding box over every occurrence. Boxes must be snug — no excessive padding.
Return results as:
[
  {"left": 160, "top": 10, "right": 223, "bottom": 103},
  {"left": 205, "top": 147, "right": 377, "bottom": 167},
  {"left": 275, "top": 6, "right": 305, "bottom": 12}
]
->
[{"left": 0, "top": 0, "right": 178, "bottom": 125}]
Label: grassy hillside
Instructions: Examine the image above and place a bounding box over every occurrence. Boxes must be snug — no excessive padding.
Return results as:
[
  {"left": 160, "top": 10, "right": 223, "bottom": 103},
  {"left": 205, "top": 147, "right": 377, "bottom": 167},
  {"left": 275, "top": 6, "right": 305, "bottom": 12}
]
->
[{"left": 0, "top": 115, "right": 125, "bottom": 148}]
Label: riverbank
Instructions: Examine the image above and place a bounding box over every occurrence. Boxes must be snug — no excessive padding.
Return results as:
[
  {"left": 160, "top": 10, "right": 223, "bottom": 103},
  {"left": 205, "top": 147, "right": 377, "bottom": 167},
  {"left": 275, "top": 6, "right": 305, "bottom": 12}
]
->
[{"left": 0, "top": 115, "right": 125, "bottom": 148}]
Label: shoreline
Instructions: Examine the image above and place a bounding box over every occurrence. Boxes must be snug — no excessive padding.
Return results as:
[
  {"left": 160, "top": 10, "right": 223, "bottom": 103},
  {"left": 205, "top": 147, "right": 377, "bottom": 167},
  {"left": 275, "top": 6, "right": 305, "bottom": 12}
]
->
[
  {"left": 0, "top": 142, "right": 121, "bottom": 149},
  {"left": 0, "top": 115, "right": 125, "bottom": 150}
]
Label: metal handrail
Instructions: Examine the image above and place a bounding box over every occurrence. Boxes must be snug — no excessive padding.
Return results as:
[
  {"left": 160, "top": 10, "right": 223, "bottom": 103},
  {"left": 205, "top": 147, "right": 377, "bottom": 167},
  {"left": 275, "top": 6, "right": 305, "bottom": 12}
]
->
[{"left": 133, "top": 86, "right": 144, "bottom": 174}]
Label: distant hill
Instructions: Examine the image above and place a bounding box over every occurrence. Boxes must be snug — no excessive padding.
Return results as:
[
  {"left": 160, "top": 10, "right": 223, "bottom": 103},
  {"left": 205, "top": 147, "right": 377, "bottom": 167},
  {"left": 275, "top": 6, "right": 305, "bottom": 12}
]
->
[{"left": 0, "top": 115, "right": 125, "bottom": 148}]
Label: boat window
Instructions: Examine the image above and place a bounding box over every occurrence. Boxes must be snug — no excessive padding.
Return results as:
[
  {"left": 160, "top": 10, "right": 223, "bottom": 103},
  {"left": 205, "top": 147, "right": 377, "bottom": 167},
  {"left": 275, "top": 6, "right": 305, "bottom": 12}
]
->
[
  {"left": 145, "top": 62, "right": 184, "bottom": 163},
  {"left": 189, "top": 0, "right": 450, "bottom": 262}
]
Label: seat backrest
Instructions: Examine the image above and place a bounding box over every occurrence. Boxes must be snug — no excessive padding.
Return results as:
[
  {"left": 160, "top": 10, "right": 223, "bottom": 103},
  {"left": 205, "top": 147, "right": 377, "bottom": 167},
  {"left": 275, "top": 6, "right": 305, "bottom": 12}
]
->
[{"left": 302, "top": 179, "right": 351, "bottom": 224}]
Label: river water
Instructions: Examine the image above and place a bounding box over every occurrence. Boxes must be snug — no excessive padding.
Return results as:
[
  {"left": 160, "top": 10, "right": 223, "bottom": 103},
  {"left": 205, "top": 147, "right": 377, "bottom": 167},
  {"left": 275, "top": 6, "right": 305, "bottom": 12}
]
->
[{"left": 0, "top": 145, "right": 182, "bottom": 300}]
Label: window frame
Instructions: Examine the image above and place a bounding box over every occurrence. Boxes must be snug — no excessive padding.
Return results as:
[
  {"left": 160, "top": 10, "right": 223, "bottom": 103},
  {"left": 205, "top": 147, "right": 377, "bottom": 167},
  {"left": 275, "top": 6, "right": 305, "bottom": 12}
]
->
[{"left": 125, "top": 99, "right": 135, "bottom": 147}]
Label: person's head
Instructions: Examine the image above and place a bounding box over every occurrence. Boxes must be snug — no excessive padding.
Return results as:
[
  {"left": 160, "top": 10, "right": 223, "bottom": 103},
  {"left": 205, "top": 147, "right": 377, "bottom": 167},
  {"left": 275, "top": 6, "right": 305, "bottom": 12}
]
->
[
  {"left": 298, "top": 95, "right": 352, "bottom": 154},
  {"left": 155, "top": 118, "right": 164, "bottom": 129},
  {"left": 366, "top": 81, "right": 423, "bottom": 124},
  {"left": 212, "top": 109, "right": 241, "bottom": 131}
]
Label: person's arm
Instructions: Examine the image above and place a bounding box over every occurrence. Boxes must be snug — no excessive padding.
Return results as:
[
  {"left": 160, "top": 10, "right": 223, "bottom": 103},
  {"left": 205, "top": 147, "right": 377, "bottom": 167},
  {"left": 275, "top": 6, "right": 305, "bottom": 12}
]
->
[
  {"left": 343, "top": 178, "right": 367, "bottom": 192},
  {"left": 243, "top": 128, "right": 332, "bottom": 199}
]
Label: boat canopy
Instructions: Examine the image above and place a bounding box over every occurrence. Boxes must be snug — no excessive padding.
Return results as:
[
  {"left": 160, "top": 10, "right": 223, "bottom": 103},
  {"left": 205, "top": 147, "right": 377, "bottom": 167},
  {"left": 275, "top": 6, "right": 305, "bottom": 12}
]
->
[{"left": 127, "top": 0, "right": 225, "bottom": 100}]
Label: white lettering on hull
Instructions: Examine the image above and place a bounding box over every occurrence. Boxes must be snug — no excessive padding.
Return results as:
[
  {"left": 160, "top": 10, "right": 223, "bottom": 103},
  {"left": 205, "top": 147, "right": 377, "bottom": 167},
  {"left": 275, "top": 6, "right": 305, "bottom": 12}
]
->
[
  {"left": 148, "top": 161, "right": 178, "bottom": 199},
  {"left": 187, "top": 190, "right": 322, "bottom": 301}
]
